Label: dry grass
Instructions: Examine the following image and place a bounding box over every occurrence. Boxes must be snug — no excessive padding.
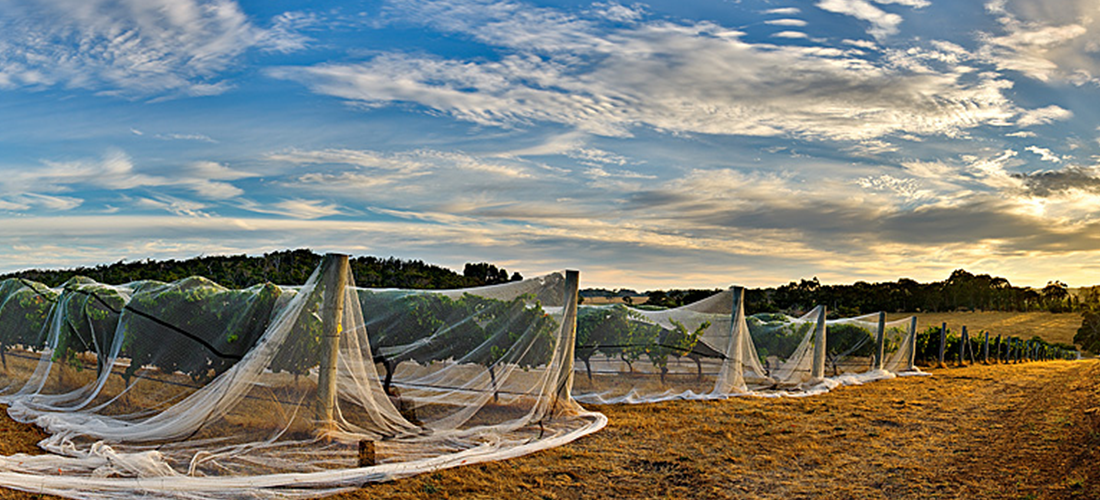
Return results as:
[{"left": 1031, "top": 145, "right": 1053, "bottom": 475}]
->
[
  {"left": 580, "top": 296, "right": 650, "bottom": 305},
  {"left": 889, "top": 311, "right": 1083, "bottom": 345},
  {"left": 4, "top": 360, "right": 1100, "bottom": 500}
]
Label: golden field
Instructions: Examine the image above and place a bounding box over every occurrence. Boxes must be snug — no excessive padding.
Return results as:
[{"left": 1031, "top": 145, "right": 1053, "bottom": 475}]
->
[
  {"left": 2, "top": 360, "right": 1098, "bottom": 500},
  {"left": 888, "top": 311, "right": 1083, "bottom": 346}
]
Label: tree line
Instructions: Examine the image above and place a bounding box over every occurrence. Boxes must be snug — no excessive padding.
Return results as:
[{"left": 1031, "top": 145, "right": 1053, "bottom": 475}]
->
[
  {"left": 643, "top": 269, "right": 1097, "bottom": 316},
  {"left": 0, "top": 249, "right": 522, "bottom": 290}
]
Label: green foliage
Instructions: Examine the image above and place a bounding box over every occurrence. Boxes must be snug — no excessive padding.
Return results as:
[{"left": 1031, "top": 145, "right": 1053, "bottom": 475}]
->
[
  {"left": 51, "top": 278, "right": 126, "bottom": 376},
  {"left": 0, "top": 249, "right": 520, "bottom": 291},
  {"left": 361, "top": 290, "right": 559, "bottom": 394},
  {"left": 1074, "top": 308, "right": 1100, "bottom": 354},
  {"left": 0, "top": 279, "right": 58, "bottom": 352},
  {"left": 646, "top": 319, "right": 710, "bottom": 383},
  {"left": 575, "top": 305, "right": 658, "bottom": 379},
  {"left": 122, "top": 278, "right": 282, "bottom": 384},
  {"left": 633, "top": 268, "right": 1084, "bottom": 317},
  {"left": 746, "top": 314, "right": 811, "bottom": 365}
]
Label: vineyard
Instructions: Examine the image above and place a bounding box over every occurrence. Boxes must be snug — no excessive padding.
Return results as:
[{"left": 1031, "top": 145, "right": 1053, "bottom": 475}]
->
[{"left": 0, "top": 254, "right": 1089, "bottom": 499}]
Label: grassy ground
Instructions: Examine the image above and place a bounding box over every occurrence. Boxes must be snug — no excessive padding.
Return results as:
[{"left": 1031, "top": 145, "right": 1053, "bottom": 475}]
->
[
  {"left": 3, "top": 360, "right": 1099, "bottom": 499},
  {"left": 889, "top": 311, "right": 1083, "bottom": 346}
]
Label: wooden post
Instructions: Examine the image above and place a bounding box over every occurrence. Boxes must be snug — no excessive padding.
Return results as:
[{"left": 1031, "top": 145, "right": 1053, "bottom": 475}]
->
[
  {"left": 727, "top": 286, "right": 746, "bottom": 393},
  {"left": 554, "top": 270, "right": 580, "bottom": 404},
  {"left": 316, "top": 253, "right": 349, "bottom": 432},
  {"left": 982, "top": 331, "right": 989, "bottom": 364},
  {"left": 874, "top": 311, "right": 886, "bottom": 371},
  {"left": 907, "top": 316, "right": 918, "bottom": 372},
  {"left": 811, "top": 306, "right": 827, "bottom": 381},
  {"left": 358, "top": 440, "right": 376, "bottom": 467},
  {"left": 958, "top": 326, "right": 967, "bottom": 367},
  {"left": 937, "top": 322, "right": 947, "bottom": 368}
]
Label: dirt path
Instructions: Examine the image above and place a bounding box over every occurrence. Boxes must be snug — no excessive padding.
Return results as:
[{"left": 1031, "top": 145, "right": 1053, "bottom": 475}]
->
[
  {"left": 350, "top": 360, "right": 1100, "bottom": 500},
  {"left": 2, "top": 361, "right": 1098, "bottom": 500}
]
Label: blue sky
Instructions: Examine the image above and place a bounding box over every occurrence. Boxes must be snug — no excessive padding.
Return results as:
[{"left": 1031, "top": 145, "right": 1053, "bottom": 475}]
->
[{"left": 2, "top": 0, "right": 1100, "bottom": 289}]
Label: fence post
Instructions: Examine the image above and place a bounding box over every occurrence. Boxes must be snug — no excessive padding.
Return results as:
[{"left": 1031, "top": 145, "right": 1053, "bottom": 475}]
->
[
  {"left": 937, "top": 322, "right": 947, "bottom": 368},
  {"left": 316, "top": 253, "right": 349, "bottom": 432},
  {"left": 985, "top": 331, "right": 994, "bottom": 367},
  {"left": 874, "top": 311, "right": 886, "bottom": 371},
  {"left": 811, "top": 306, "right": 827, "bottom": 381},
  {"left": 907, "top": 316, "right": 918, "bottom": 372},
  {"left": 958, "top": 326, "right": 967, "bottom": 367},
  {"left": 726, "top": 286, "right": 747, "bottom": 393},
  {"left": 555, "top": 270, "right": 580, "bottom": 403}
]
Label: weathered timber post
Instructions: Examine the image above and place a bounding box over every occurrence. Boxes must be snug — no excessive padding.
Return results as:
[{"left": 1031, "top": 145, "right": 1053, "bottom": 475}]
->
[
  {"left": 316, "top": 253, "right": 349, "bottom": 432},
  {"left": 725, "top": 286, "right": 747, "bottom": 393},
  {"left": 907, "top": 316, "right": 918, "bottom": 372},
  {"left": 982, "top": 331, "right": 990, "bottom": 364},
  {"left": 553, "top": 270, "right": 580, "bottom": 405},
  {"left": 937, "top": 322, "right": 947, "bottom": 368},
  {"left": 874, "top": 311, "right": 886, "bottom": 371},
  {"left": 358, "top": 440, "right": 376, "bottom": 467},
  {"left": 996, "top": 334, "right": 1003, "bottom": 363},
  {"left": 811, "top": 306, "right": 827, "bottom": 382},
  {"left": 958, "top": 326, "right": 968, "bottom": 367}
]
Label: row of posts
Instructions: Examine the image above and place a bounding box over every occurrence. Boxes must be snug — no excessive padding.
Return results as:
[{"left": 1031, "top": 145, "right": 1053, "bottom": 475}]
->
[
  {"left": 315, "top": 255, "right": 1075, "bottom": 459},
  {"left": 935, "top": 322, "right": 1077, "bottom": 368}
]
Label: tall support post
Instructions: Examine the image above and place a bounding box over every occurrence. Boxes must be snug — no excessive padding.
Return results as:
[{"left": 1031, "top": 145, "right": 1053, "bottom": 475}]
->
[
  {"left": 937, "top": 322, "right": 947, "bottom": 368},
  {"left": 874, "top": 311, "right": 886, "bottom": 371},
  {"left": 555, "top": 270, "right": 580, "bottom": 404},
  {"left": 907, "top": 316, "right": 918, "bottom": 372},
  {"left": 316, "top": 253, "right": 349, "bottom": 431},
  {"left": 982, "top": 331, "right": 990, "bottom": 364},
  {"left": 958, "top": 326, "right": 968, "bottom": 366},
  {"left": 721, "top": 287, "right": 748, "bottom": 393},
  {"left": 811, "top": 306, "right": 827, "bottom": 381}
]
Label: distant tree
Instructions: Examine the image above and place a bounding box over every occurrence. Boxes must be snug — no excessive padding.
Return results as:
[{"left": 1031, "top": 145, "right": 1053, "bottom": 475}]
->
[
  {"left": 463, "top": 262, "right": 521, "bottom": 286},
  {"left": 1041, "top": 281, "right": 1070, "bottom": 313},
  {"left": 1074, "top": 307, "right": 1100, "bottom": 354}
]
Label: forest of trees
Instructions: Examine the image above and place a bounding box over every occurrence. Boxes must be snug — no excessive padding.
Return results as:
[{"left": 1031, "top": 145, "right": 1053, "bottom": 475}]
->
[
  {"left": 5, "top": 252, "right": 1099, "bottom": 351},
  {"left": 644, "top": 269, "right": 1100, "bottom": 317},
  {"left": 0, "top": 249, "right": 522, "bottom": 290}
]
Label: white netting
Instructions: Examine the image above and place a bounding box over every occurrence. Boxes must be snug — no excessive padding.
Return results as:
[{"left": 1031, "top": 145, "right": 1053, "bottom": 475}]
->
[
  {"left": 743, "top": 306, "right": 827, "bottom": 392},
  {"left": 0, "top": 257, "right": 604, "bottom": 499},
  {"left": 570, "top": 289, "right": 829, "bottom": 404},
  {"left": 823, "top": 313, "right": 923, "bottom": 384}
]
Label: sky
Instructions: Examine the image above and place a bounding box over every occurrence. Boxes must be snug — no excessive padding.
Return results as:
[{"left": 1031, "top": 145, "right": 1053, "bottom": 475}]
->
[{"left": 1, "top": 0, "right": 1100, "bottom": 290}]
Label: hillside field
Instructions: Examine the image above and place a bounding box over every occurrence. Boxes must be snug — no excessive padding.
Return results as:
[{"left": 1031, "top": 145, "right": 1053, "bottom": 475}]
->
[
  {"left": 888, "top": 311, "right": 1083, "bottom": 346},
  {"left": 3, "top": 360, "right": 1099, "bottom": 499}
]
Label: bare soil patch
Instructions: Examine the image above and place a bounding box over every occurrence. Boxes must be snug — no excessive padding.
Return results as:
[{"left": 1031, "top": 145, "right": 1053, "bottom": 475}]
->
[{"left": 3, "top": 361, "right": 1099, "bottom": 500}]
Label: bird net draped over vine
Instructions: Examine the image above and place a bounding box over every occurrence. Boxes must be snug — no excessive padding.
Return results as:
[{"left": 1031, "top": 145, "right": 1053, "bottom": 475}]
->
[
  {"left": 823, "top": 313, "right": 922, "bottom": 382},
  {"left": 570, "top": 289, "right": 830, "bottom": 404},
  {"left": 0, "top": 256, "right": 605, "bottom": 499}
]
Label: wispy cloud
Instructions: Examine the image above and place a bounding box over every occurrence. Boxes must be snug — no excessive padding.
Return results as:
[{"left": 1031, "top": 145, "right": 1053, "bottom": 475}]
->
[
  {"left": 979, "top": 0, "right": 1100, "bottom": 85},
  {"left": 0, "top": 0, "right": 309, "bottom": 97},
  {"left": 1026, "top": 145, "right": 1062, "bottom": 162},
  {"left": 0, "top": 150, "right": 255, "bottom": 201},
  {"left": 816, "top": 0, "right": 903, "bottom": 38},
  {"left": 1016, "top": 105, "right": 1073, "bottom": 127},
  {"left": 272, "top": 0, "right": 1026, "bottom": 142},
  {"left": 155, "top": 133, "right": 218, "bottom": 143}
]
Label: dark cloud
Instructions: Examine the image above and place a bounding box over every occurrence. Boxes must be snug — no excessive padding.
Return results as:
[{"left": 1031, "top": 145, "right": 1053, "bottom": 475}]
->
[{"left": 1014, "top": 166, "right": 1100, "bottom": 197}]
